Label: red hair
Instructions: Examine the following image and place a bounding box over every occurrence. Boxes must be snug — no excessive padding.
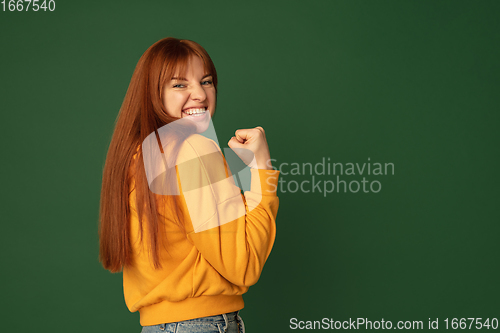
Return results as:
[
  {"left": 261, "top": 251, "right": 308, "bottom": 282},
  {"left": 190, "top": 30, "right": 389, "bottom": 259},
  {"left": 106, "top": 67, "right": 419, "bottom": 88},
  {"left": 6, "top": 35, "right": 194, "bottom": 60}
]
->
[{"left": 99, "top": 37, "right": 218, "bottom": 273}]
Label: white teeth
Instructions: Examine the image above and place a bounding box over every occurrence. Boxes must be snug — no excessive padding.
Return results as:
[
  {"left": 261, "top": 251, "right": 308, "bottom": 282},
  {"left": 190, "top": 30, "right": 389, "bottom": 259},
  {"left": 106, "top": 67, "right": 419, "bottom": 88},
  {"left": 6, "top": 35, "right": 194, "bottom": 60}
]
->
[{"left": 184, "top": 108, "right": 207, "bottom": 115}]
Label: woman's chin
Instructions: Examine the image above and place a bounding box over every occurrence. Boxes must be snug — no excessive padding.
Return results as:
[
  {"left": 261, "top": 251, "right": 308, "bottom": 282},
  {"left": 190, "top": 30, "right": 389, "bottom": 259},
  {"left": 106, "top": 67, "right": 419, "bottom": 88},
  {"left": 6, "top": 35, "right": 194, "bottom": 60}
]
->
[{"left": 182, "top": 111, "right": 209, "bottom": 132}]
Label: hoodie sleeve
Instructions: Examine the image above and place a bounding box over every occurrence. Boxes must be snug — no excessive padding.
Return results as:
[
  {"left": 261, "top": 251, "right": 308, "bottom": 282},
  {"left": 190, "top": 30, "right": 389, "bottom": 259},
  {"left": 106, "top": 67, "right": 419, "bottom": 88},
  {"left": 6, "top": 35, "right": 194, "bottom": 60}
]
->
[{"left": 175, "top": 134, "right": 280, "bottom": 287}]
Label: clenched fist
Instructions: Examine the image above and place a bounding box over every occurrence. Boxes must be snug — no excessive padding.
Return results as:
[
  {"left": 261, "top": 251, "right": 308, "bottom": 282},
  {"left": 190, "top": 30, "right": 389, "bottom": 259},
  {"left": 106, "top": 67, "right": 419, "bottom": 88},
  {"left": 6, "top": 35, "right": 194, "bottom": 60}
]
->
[{"left": 227, "top": 126, "right": 273, "bottom": 170}]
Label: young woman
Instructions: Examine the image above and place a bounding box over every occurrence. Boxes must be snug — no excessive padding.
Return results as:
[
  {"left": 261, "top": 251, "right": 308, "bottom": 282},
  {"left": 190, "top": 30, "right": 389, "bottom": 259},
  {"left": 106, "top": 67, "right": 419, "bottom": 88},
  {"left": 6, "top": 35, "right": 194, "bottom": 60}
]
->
[{"left": 99, "top": 37, "right": 280, "bottom": 333}]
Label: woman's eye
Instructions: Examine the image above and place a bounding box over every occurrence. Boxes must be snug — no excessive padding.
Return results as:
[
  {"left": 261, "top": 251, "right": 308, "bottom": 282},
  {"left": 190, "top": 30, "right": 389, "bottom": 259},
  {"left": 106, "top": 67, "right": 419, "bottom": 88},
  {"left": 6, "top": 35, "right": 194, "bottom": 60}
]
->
[
  {"left": 173, "top": 84, "right": 185, "bottom": 88},
  {"left": 201, "top": 80, "right": 213, "bottom": 86}
]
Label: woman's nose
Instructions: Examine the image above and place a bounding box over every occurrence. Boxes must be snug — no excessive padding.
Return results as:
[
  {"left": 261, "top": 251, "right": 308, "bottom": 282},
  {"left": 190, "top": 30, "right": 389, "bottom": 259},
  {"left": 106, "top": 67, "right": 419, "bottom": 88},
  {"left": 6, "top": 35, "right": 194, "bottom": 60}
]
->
[{"left": 190, "top": 84, "right": 207, "bottom": 101}]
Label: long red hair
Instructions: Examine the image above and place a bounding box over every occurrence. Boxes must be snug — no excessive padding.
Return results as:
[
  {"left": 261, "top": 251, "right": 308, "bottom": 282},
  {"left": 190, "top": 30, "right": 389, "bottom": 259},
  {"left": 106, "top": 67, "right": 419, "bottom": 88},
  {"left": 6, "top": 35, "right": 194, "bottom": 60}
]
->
[{"left": 99, "top": 37, "right": 218, "bottom": 273}]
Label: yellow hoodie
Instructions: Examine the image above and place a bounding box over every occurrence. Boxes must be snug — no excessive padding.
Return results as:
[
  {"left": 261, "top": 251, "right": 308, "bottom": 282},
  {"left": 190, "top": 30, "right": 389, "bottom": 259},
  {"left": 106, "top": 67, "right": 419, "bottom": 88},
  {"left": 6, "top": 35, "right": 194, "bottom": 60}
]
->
[{"left": 123, "top": 134, "right": 280, "bottom": 326}]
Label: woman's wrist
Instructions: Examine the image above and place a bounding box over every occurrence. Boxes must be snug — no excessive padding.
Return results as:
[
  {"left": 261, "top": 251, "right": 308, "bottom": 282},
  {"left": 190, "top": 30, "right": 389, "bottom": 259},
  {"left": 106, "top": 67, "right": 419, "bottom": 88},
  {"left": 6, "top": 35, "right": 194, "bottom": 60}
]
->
[{"left": 252, "top": 153, "right": 273, "bottom": 170}]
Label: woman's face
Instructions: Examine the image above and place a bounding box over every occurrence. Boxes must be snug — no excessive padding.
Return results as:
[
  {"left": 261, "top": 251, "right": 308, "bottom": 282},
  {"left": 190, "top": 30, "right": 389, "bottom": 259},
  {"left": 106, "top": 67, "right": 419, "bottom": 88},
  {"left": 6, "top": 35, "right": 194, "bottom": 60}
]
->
[{"left": 162, "top": 55, "right": 216, "bottom": 124}]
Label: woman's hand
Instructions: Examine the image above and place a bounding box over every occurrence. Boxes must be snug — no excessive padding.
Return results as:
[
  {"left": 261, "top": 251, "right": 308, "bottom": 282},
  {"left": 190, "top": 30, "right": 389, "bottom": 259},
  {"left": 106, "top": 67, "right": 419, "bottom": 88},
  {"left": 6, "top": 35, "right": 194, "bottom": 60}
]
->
[{"left": 228, "top": 126, "right": 273, "bottom": 170}]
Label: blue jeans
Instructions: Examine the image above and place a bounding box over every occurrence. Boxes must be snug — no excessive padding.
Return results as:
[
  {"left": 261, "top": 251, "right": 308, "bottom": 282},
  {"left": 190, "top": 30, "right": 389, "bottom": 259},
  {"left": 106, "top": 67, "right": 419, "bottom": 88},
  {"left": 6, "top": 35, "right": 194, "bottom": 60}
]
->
[{"left": 140, "top": 311, "right": 245, "bottom": 333}]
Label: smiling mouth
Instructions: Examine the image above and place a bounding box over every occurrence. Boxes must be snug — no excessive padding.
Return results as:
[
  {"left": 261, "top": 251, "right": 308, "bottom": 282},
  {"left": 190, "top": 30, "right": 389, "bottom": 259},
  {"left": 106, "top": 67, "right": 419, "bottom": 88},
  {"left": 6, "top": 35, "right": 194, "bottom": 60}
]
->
[{"left": 182, "top": 107, "right": 207, "bottom": 117}]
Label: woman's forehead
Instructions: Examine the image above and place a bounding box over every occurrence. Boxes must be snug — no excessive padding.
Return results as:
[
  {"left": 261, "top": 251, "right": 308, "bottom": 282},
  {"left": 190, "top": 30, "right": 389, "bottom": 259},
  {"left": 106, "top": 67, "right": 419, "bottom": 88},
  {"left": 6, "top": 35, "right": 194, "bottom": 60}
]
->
[{"left": 170, "top": 60, "right": 211, "bottom": 79}]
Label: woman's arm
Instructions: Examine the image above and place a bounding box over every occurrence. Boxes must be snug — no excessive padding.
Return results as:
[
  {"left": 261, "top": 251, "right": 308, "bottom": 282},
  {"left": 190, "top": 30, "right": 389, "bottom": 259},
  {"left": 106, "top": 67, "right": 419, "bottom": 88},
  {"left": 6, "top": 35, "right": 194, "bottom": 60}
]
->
[{"left": 175, "top": 133, "right": 280, "bottom": 287}]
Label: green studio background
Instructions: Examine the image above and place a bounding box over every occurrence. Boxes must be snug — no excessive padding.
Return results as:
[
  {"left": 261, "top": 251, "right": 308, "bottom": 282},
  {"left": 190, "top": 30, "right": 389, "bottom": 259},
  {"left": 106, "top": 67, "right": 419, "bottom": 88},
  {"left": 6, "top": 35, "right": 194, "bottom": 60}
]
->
[{"left": 1, "top": 1, "right": 499, "bottom": 332}]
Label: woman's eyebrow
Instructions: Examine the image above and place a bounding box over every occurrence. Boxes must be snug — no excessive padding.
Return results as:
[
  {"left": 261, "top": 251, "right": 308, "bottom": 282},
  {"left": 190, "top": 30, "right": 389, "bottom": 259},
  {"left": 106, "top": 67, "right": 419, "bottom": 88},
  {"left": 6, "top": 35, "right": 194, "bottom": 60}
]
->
[{"left": 171, "top": 74, "right": 212, "bottom": 81}]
